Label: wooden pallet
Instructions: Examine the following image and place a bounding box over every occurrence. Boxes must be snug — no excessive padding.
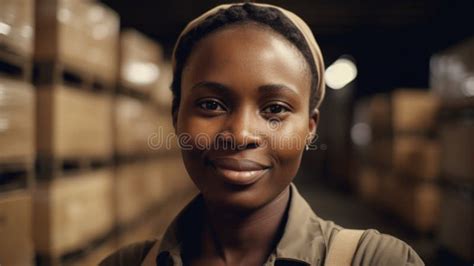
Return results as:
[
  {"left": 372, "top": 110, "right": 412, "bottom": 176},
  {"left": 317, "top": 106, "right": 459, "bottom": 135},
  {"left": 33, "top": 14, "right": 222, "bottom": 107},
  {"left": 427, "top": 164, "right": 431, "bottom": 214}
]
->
[
  {"left": 112, "top": 148, "right": 181, "bottom": 165},
  {"left": 35, "top": 156, "right": 113, "bottom": 180},
  {"left": 0, "top": 159, "right": 34, "bottom": 192},
  {"left": 34, "top": 60, "right": 114, "bottom": 93},
  {"left": 36, "top": 230, "right": 117, "bottom": 266},
  {"left": 0, "top": 46, "right": 32, "bottom": 82},
  {"left": 117, "top": 84, "right": 151, "bottom": 102}
]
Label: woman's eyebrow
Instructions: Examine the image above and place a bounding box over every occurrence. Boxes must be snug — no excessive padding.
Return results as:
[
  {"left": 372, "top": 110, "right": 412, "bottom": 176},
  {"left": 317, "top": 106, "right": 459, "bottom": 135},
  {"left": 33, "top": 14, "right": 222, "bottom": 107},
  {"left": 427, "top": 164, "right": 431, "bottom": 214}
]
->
[
  {"left": 258, "top": 84, "right": 300, "bottom": 97},
  {"left": 191, "top": 81, "right": 230, "bottom": 92},
  {"left": 190, "top": 81, "right": 300, "bottom": 97}
]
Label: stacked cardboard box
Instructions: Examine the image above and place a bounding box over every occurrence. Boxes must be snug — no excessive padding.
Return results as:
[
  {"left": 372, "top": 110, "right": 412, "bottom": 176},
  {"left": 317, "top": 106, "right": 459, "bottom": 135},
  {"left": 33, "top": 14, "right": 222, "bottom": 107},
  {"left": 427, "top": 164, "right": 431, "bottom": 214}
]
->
[
  {"left": 354, "top": 94, "right": 390, "bottom": 203},
  {"left": 0, "top": 77, "right": 35, "bottom": 164},
  {"left": 35, "top": 0, "right": 119, "bottom": 85},
  {"left": 439, "top": 123, "right": 474, "bottom": 259},
  {"left": 34, "top": 0, "right": 118, "bottom": 163},
  {"left": 32, "top": 1, "right": 119, "bottom": 263},
  {"left": 438, "top": 186, "right": 473, "bottom": 262},
  {"left": 34, "top": 169, "right": 115, "bottom": 256},
  {"left": 115, "top": 96, "right": 174, "bottom": 156},
  {"left": 113, "top": 29, "right": 195, "bottom": 254},
  {"left": 119, "top": 157, "right": 194, "bottom": 245},
  {"left": 115, "top": 30, "right": 176, "bottom": 157},
  {"left": 391, "top": 90, "right": 441, "bottom": 233},
  {"left": 120, "top": 29, "right": 163, "bottom": 95},
  {"left": 114, "top": 156, "right": 190, "bottom": 226},
  {"left": 4, "top": 3, "right": 199, "bottom": 264},
  {"left": 0, "top": 1, "right": 35, "bottom": 265},
  {"left": 431, "top": 38, "right": 474, "bottom": 261},
  {"left": 151, "top": 61, "right": 173, "bottom": 109},
  {"left": 115, "top": 161, "right": 153, "bottom": 226},
  {"left": 0, "top": 190, "right": 34, "bottom": 266},
  {"left": 430, "top": 37, "right": 474, "bottom": 99},
  {"left": 36, "top": 86, "right": 113, "bottom": 160},
  {"left": 355, "top": 89, "right": 441, "bottom": 233},
  {"left": 0, "top": 0, "right": 34, "bottom": 57}
]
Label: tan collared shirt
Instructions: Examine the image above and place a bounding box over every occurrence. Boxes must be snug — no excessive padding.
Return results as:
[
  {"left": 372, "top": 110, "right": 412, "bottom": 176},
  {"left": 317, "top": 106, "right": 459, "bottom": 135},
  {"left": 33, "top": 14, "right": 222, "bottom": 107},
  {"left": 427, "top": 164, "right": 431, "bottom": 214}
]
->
[{"left": 100, "top": 184, "right": 424, "bottom": 266}]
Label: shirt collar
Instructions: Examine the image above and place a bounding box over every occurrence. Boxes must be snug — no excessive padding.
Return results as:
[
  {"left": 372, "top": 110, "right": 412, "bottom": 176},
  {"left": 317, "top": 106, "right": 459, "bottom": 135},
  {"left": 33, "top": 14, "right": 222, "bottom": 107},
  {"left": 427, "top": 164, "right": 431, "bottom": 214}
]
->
[{"left": 153, "top": 183, "right": 325, "bottom": 266}]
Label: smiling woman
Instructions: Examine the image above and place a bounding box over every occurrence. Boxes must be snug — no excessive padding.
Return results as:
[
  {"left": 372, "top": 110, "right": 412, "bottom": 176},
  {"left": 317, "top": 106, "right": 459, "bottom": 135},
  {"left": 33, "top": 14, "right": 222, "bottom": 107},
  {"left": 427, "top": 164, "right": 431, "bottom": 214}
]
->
[{"left": 100, "top": 3, "right": 424, "bottom": 266}]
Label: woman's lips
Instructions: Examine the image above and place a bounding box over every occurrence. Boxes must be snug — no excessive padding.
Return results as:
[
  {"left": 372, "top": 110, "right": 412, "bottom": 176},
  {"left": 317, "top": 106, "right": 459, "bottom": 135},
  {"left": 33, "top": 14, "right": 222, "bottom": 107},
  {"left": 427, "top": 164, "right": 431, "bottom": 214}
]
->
[{"left": 208, "top": 158, "right": 271, "bottom": 186}]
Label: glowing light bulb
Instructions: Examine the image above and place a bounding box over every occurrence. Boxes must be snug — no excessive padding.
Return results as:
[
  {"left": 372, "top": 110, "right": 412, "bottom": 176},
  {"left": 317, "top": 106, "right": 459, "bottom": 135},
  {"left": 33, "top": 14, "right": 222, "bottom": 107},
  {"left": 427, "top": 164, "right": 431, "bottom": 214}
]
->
[
  {"left": 123, "top": 62, "right": 160, "bottom": 86},
  {"left": 325, "top": 58, "right": 357, "bottom": 90}
]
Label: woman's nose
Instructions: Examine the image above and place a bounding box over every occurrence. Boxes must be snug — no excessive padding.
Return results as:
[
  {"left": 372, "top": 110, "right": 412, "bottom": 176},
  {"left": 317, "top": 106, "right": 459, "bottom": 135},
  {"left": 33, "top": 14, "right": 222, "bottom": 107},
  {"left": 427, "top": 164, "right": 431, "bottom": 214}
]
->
[{"left": 218, "top": 107, "right": 264, "bottom": 150}]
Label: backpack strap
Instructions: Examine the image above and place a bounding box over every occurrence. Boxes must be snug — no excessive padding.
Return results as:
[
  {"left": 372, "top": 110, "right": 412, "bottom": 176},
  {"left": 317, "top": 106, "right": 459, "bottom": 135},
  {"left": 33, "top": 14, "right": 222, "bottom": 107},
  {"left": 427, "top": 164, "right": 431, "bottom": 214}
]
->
[
  {"left": 324, "top": 229, "right": 364, "bottom": 266},
  {"left": 141, "top": 239, "right": 161, "bottom": 266}
]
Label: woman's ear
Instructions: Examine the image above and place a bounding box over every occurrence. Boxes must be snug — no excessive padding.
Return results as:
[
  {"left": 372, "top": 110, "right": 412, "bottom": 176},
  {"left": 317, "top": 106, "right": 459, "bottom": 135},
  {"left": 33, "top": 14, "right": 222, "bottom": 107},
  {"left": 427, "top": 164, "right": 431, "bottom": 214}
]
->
[{"left": 308, "top": 108, "right": 319, "bottom": 140}]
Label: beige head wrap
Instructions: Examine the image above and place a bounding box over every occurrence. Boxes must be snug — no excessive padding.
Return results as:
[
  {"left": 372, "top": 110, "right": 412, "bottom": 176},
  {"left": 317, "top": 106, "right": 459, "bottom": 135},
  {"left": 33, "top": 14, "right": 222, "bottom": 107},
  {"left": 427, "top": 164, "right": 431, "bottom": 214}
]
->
[{"left": 172, "top": 2, "right": 325, "bottom": 108}]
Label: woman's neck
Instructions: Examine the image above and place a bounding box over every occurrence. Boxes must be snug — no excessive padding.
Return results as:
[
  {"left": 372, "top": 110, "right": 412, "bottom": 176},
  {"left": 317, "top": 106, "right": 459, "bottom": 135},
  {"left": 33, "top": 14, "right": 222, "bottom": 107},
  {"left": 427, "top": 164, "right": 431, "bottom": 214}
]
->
[{"left": 201, "top": 186, "right": 291, "bottom": 265}]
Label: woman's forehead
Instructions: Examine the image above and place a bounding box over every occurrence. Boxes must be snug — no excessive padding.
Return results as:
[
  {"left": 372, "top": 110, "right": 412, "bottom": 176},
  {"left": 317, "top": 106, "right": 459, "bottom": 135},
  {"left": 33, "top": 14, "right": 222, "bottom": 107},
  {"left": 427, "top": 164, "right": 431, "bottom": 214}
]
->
[{"left": 181, "top": 24, "right": 312, "bottom": 97}]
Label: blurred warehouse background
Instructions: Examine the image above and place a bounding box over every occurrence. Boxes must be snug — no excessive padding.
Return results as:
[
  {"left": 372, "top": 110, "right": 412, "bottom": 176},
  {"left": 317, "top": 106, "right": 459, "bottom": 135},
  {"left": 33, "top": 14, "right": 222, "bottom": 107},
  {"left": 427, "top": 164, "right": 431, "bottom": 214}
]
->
[{"left": 0, "top": 0, "right": 472, "bottom": 265}]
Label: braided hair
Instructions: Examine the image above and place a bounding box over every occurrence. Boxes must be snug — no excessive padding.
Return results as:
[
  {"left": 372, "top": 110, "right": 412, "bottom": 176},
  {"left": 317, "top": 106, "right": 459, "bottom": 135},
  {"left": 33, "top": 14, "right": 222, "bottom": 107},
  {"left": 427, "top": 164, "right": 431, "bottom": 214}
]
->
[{"left": 171, "top": 3, "right": 319, "bottom": 114}]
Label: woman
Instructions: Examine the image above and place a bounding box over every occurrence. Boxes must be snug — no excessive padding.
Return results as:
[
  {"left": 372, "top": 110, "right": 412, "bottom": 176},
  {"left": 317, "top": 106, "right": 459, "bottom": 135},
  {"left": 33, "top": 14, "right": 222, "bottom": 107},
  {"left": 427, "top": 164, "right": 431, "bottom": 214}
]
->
[{"left": 102, "top": 3, "right": 424, "bottom": 265}]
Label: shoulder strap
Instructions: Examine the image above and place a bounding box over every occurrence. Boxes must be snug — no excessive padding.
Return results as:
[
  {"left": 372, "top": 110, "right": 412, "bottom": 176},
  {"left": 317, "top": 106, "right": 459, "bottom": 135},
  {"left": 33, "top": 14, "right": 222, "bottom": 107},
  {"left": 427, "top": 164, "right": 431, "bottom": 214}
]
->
[
  {"left": 324, "top": 229, "right": 364, "bottom": 266},
  {"left": 141, "top": 239, "right": 161, "bottom": 266}
]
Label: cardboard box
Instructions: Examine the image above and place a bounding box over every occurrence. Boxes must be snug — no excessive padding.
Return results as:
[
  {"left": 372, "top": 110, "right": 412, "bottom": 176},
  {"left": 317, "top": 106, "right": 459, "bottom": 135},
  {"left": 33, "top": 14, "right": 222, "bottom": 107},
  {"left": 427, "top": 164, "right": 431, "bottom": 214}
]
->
[
  {"left": 115, "top": 96, "right": 174, "bottom": 156},
  {"left": 356, "top": 167, "right": 380, "bottom": 202},
  {"left": 116, "top": 157, "right": 192, "bottom": 226},
  {"left": 115, "top": 162, "right": 150, "bottom": 226},
  {"left": 439, "top": 121, "right": 474, "bottom": 182},
  {"left": 35, "top": 0, "right": 119, "bottom": 84},
  {"left": 0, "top": 0, "right": 34, "bottom": 56},
  {"left": 438, "top": 187, "right": 473, "bottom": 261},
  {"left": 369, "top": 94, "right": 391, "bottom": 139},
  {"left": 393, "top": 136, "right": 440, "bottom": 180},
  {"left": 36, "top": 85, "right": 113, "bottom": 159},
  {"left": 396, "top": 181, "right": 440, "bottom": 233},
  {"left": 377, "top": 174, "right": 400, "bottom": 213},
  {"left": 368, "top": 139, "right": 392, "bottom": 168},
  {"left": 118, "top": 187, "right": 196, "bottom": 247},
  {"left": 0, "top": 77, "right": 35, "bottom": 163},
  {"left": 34, "top": 169, "right": 115, "bottom": 255},
  {"left": 158, "top": 156, "right": 193, "bottom": 192},
  {"left": 145, "top": 156, "right": 193, "bottom": 201},
  {"left": 143, "top": 159, "right": 169, "bottom": 207},
  {"left": 391, "top": 90, "right": 440, "bottom": 133},
  {"left": 430, "top": 37, "right": 474, "bottom": 99},
  {"left": 0, "top": 190, "right": 34, "bottom": 266},
  {"left": 120, "top": 29, "right": 163, "bottom": 93},
  {"left": 151, "top": 61, "right": 173, "bottom": 109}
]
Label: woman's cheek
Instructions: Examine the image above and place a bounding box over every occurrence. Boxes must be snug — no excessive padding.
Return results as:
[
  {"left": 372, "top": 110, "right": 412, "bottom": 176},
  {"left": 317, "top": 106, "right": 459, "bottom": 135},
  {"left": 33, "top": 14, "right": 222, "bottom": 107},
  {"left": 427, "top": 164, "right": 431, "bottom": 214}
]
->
[
  {"left": 178, "top": 116, "right": 219, "bottom": 151},
  {"left": 267, "top": 120, "right": 307, "bottom": 152}
]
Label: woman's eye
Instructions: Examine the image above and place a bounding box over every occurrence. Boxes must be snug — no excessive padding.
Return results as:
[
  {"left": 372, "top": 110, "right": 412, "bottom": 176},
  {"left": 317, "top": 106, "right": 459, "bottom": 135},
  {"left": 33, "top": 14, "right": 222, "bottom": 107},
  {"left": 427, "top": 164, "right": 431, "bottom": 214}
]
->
[
  {"left": 263, "top": 104, "right": 289, "bottom": 114},
  {"left": 198, "top": 100, "right": 225, "bottom": 111}
]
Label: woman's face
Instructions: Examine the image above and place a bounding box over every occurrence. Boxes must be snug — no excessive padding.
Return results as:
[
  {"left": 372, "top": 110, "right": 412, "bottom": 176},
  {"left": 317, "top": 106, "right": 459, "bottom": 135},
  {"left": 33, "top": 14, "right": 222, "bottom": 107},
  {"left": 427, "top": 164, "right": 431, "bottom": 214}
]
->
[{"left": 175, "top": 24, "right": 318, "bottom": 211}]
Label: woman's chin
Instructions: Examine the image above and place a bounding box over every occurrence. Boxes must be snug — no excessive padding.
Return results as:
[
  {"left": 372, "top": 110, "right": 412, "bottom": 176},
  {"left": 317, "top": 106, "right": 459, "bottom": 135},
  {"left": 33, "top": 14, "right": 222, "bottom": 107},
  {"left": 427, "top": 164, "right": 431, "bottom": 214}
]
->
[{"left": 204, "top": 188, "right": 270, "bottom": 213}]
